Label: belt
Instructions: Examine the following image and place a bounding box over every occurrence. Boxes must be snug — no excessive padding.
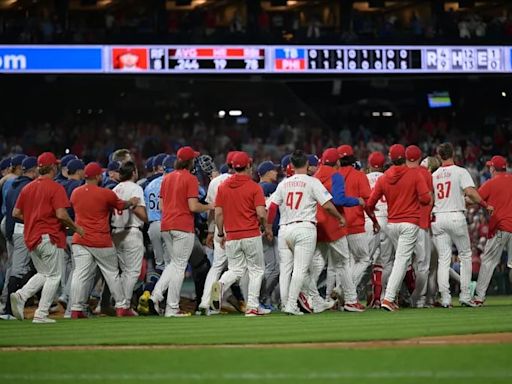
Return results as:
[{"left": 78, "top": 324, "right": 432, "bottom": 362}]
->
[
  {"left": 112, "top": 226, "right": 141, "bottom": 231},
  {"left": 281, "top": 220, "right": 316, "bottom": 226}
]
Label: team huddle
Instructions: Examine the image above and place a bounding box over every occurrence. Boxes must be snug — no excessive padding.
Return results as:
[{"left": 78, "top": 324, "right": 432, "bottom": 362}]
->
[{"left": 0, "top": 141, "right": 511, "bottom": 322}]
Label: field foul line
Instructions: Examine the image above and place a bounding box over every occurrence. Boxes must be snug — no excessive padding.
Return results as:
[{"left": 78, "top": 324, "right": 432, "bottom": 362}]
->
[{"left": 1, "top": 372, "right": 512, "bottom": 381}]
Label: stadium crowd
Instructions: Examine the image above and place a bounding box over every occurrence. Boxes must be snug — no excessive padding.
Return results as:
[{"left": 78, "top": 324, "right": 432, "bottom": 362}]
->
[{"left": 0, "top": 134, "right": 510, "bottom": 321}]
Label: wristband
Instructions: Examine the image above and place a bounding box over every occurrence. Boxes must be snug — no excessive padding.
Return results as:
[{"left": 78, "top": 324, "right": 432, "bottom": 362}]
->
[
  {"left": 217, "top": 233, "right": 225, "bottom": 237},
  {"left": 479, "top": 200, "right": 488, "bottom": 209}
]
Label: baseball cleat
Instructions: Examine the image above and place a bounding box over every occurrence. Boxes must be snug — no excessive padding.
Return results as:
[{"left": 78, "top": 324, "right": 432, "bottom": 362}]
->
[
  {"left": 472, "top": 299, "right": 484, "bottom": 307},
  {"left": 32, "top": 316, "right": 56, "bottom": 324},
  {"left": 313, "top": 299, "right": 336, "bottom": 314},
  {"left": 165, "top": 309, "right": 192, "bottom": 318},
  {"left": 210, "top": 281, "right": 223, "bottom": 312},
  {"left": 344, "top": 302, "right": 366, "bottom": 312},
  {"left": 381, "top": 299, "right": 399, "bottom": 312},
  {"left": 283, "top": 306, "right": 304, "bottom": 316},
  {"left": 115, "top": 308, "right": 137, "bottom": 317},
  {"left": 58, "top": 297, "right": 68, "bottom": 310},
  {"left": 226, "top": 295, "right": 245, "bottom": 313},
  {"left": 71, "top": 310, "right": 88, "bottom": 319},
  {"left": 245, "top": 307, "right": 270, "bottom": 317},
  {"left": 440, "top": 303, "right": 452, "bottom": 308},
  {"left": 460, "top": 300, "right": 480, "bottom": 308},
  {"left": 10, "top": 292, "right": 25, "bottom": 321},
  {"left": 0, "top": 314, "right": 16, "bottom": 321},
  {"left": 298, "top": 292, "right": 313, "bottom": 313}
]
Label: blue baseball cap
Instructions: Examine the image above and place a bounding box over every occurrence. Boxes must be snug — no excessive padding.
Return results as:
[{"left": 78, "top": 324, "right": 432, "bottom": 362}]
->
[
  {"left": 308, "top": 154, "right": 319, "bottom": 167},
  {"left": 60, "top": 154, "right": 78, "bottom": 168},
  {"left": 153, "top": 153, "right": 167, "bottom": 169},
  {"left": 108, "top": 161, "right": 121, "bottom": 172},
  {"left": 0, "top": 157, "right": 11, "bottom": 171},
  {"left": 67, "top": 159, "right": 85, "bottom": 173},
  {"left": 219, "top": 164, "right": 229, "bottom": 174},
  {"left": 163, "top": 155, "right": 176, "bottom": 170},
  {"left": 281, "top": 154, "right": 291, "bottom": 169},
  {"left": 257, "top": 161, "right": 278, "bottom": 177},
  {"left": 11, "top": 154, "right": 27, "bottom": 167},
  {"left": 21, "top": 156, "right": 37, "bottom": 171},
  {"left": 145, "top": 156, "right": 154, "bottom": 172}
]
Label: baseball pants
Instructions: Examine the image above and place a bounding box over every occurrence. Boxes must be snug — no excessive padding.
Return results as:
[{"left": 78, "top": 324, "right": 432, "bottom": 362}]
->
[
  {"left": 384, "top": 222, "right": 419, "bottom": 303},
  {"left": 70, "top": 245, "right": 124, "bottom": 311},
  {"left": 432, "top": 212, "right": 472, "bottom": 305},
  {"left": 219, "top": 235, "right": 264, "bottom": 311},
  {"left": 59, "top": 236, "right": 72, "bottom": 299},
  {"left": 278, "top": 223, "right": 316, "bottom": 310},
  {"left": 0, "top": 216, "right": 14, "bottom": 313},
  {"left": 411, "top": 228, "right": 432, "bottom": 307},
  {"left": 366, "top": 217, "right": 393, "bottom": 302},
  {"left": 260, "top": 236, "right": 280, "bottom": 305},
  {"left": 199, "top": 230, "right": 227, "bottom": 310},
  {"left": 151, "top": 230, "right": 195, "bottom": 311},
  {"left": 112, "top": 228, "right": 144, "bottom": 309},
  {"left": 475, "top": 230, "right": 512, "bottom": 302},
  {"left": 317, "top": 237, "right": 358, "bottom": 304},
  {"left": 15, "top": 235, "right": 64, "bottom": 319},
  {"left": 347, "top": 232, "right": 371, "bottom": 287},
  {"left": 148, "top": 221, "right": 170, "bottom": 269},
  {"left": 302, "top": 249, "right": 328, "bottom": 309}
]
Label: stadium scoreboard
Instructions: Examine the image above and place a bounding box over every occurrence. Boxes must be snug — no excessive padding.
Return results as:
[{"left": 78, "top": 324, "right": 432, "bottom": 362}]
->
[{"left": 0, "top": 45, "right": 509, "bottom": 74}]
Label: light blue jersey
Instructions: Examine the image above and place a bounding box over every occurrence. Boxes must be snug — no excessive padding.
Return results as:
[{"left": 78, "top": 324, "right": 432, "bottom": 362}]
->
[{"left": 144, "top": 175, "right": 163, "bottom": 223}]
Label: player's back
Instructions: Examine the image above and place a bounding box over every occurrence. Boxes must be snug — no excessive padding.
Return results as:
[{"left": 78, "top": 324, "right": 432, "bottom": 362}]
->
[
  {"left": 112, "top": 180, "right": 145, "bottom": 228},
  {"left": 274, "top": 174, "right": 331, "bottom": 225},
  {"left": 366, "top": 171, "right": 387, "bottom": 218},
  {"left": 432, "top": 164, "right": 474, "bottom": 214},
  {"left": 479, "top": 173, "right": 512, "bottom": 233}
]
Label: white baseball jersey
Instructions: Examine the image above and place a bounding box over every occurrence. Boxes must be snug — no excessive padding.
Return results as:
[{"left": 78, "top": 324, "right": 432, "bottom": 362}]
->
[
  {"left": 270, "top": 174, "right": 332, "bottom": 225},
  {"left": 366, "top": 171, "right": 388, "bottom": 218},
  {"left": 111, "top": 181, "right": 146, "bottom": 228},
  {"left": 206, "top": 173, "right": 231, "bottom": 205},
  {"left": 432, "top": 165, "right": 474, "bottom": 214}
]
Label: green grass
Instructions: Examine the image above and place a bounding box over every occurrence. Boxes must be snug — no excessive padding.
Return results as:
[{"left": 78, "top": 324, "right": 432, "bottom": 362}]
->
[
  {"left": 0, "top": 296, "right": 512, "bottom": 347},
  {"left": 0, "top": 345, "right": 511, "bottom": 383}
]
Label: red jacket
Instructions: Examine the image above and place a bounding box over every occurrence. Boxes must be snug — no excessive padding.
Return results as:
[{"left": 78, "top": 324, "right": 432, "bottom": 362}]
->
[
  {"left": 478, "top": 173, "right": 512, "bottom": 237},
  {"left": 367, "top": 165, "right": 431, "bottom": 225},
  {"left": 315, "top": 165, "right": 347, "bottom": 242},
  {"left": 338, "top": 166, "right": 371, "bottom": 235},
  {"left": 416, "top": 166, "right": 434, "bottom": 230}
]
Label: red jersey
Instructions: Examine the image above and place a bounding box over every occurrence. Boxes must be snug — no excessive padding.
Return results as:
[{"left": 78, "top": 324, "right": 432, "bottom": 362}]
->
[
  {"left": 215, "top": 174, "right": 266, "bottom": 241},
  {"left": 416, "top": 166, "right": 434, "bottom": 229},
  {"left": 15, "top": 177, "right": 70, "bottom": 251},
  {"left": 478, "top": 173, "right": 512, "bottom": 235},
  {"left": 338, "top": 166, "right": 371, "bottom": 235},
  {"left": 367, "top": 165, "right": 431, "bottom": 226},
  {"left": 71, "top": 184, "right": 126, "bottom": 248},
  {"left": 160, "top": 169, "right": 199, "bottom": 233},
  {"left": 315, "top": 165, "right": 347, "bottom": 242}
]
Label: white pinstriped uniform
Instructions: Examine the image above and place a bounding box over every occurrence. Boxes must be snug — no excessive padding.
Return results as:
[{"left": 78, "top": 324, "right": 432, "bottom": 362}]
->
[
  {"left": 198, "top": 173, "right": 231, "bottom": 310},
  {"left": 347, "top": 232, "right": 371, "bottom": 287},
  {"left": 475, "top": 230, "right": 512, "bottom": 302},
  {"left": 431, "top": 165, "right": 474, "bottom": 305},
  {"left": 270, "top": 174, "right": 332, "bottom": 312}
]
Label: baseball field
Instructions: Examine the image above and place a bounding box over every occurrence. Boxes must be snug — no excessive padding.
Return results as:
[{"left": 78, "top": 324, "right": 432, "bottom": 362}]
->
[{"left": 1, "top": 297, "right": 512, "bottom": 384}]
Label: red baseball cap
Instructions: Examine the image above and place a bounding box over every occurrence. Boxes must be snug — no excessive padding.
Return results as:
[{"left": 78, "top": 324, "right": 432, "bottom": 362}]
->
[
  {"left": 84, "top": 162, "right": 103, "bottom": 178},
  {"left": 486, "top": 155, "right": 507, "bottom": 170},
  {"left": 37, "top": 152, "right": 59, "bottom": 167},
  {"left": 368, "top": 152, "right": 386, "bottom": 168},
  {"left": 232, "top": 151, "right": 252, "bottom": 168},
  {"left": 405, "top": 145, "right": 422, "bottom": 162},
  {"left": 337, "top": 145, "right": 354, "bottom": 158},
  {"left": 177, "top": 146, "right": 200, "bottom": 161},
  {"left": 321, "top": 148, "right": 340, "bottom": 165},
  {"left": 389, "top": 144, "right": 406, "bottom": 161},
  {"left": 226, "top": 151, "right": 239, "bottom": 166}
]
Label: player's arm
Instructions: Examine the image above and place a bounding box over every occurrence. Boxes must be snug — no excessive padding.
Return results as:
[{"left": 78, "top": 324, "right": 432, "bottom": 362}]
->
[
  {"left": 416, "top": 176, "right": 432, "bottom": 206},
  {"left": 366, "top": 178, "right": 384, "bottom": 212},
  {"left": 331, "top": 173, "right": 363, "bottom": 207},
  {"left": 12, "top": 207, "right": 23, "bottom": 222},
  {"left": 188, "top": 197, "right": 212, "bottom": 213},
  {"left": 55, "top": 208, "right": 84, "bottom": 237},
  {"left": 464, "top": 186, "right": 493, "bottom": 213}
]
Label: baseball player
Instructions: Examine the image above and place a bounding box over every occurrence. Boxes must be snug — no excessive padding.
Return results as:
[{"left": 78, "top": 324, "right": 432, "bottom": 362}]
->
[
  {"left": 365, "top": 152, "right": 393, "bottom": 308},
  {"left": 472, "top": 156, "right": 510, "bottom": 305},
  {"left": 55, "top": 154, "right": 78, "bottom": 184},
  {"left": 267, "top": 150, "right": 346, "bottom": 315},
  {"left": 338, "top": 145, "right": 377, "bottom": 287},
  {"left": 431, "top": 143, "right": 492, "bottom": 308},
  {"left": 314, "top": 148, "right": 367, "bottom": 312},
  {"left": 197, "top": 152, "right": 237, "bottom": 315},
  {"left": 104, "top": 161, "right": 121, "bottom": 190},
  {"left": 69, "top": 162, "right": 140, "bottom": 318},
  {"left": 257, "top": 160, "right": 280, "bottom": 309},
  {"left": 10, "top": 152, "right": 84, "bottom": 323},
  {"left": 0, "top": 157, "right": 37, "bottom": 320},
  {"left": 111, "top": 161, "right": 148, "bottom": 313},
  {"left": 137, "top": 157, "right": 155, "bottom": 189},
  {"left": 150, "top": 146, "right": 211, "bottom": 317},
  {"left": 405, "top": 146, "right": 434, "bottom": 308},
  {"left": 210, "top": 151, "right": 271, "bottom": 317},
  {"left": 307, "top": 154, "right": 319, "bottom": 176},
  {"left": 367, "top": 144, "right": 431, "bottom": 312}
]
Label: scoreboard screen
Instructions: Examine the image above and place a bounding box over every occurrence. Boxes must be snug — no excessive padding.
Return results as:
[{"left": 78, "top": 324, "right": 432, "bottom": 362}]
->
[{"left": 0, "top": 45, "right": 510, "bottom": 74}]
